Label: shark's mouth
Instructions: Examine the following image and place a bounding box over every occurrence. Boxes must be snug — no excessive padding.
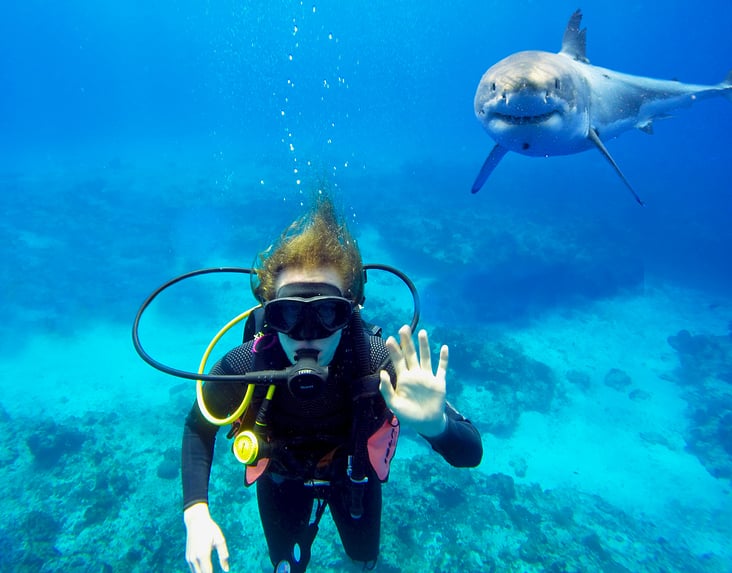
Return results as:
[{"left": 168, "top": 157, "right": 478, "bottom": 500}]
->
[{"left": 492, "top": 110, "right": 557, "bottom": 125}]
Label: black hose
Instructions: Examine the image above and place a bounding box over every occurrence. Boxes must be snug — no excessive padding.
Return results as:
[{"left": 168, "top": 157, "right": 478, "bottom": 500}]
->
[{"left": 132, "top": 264, "right": 421, "bottom": 382}]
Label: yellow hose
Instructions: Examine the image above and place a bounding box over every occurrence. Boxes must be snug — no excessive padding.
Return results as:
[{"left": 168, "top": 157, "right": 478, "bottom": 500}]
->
[{"left": 196, "top": 305, "right": 261, "bottom": 426}]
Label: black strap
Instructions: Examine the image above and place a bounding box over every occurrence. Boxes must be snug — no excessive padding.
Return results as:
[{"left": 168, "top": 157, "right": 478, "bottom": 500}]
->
[
  {"left": 347, "top": 308, "right": 382, "bottom": 519},
  {"left": 290, "top": 497, "right": 327, "bottom": 570}
]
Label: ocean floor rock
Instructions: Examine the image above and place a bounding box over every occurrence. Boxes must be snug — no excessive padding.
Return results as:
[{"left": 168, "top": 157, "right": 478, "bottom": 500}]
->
[
  {"left": 565, "top": 369, "right": 591, "bottom": 389},
  {"left": 25, "top": 420, "right": 87, "bottom": 470},
  {"left": 156, "top": 447, "right": 180, "bottom": 480},
  {"left": 604, "top": 367, "right": 632, "bottom": 391}
]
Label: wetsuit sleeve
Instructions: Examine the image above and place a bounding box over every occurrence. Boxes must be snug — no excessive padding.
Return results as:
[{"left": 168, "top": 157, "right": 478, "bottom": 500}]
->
[
  {"left": 421, "top": 402, "right": 483, "bottom": 467},
  {"left": 182, "top": 404, "right": 218, "bottom": 509},
  {"left": 181, "top": 346, "right": 251, "bottom": 509}
]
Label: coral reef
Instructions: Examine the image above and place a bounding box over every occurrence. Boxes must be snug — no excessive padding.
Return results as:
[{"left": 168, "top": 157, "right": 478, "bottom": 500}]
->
[
  {"left": 0, "top": 406, "right": 183, "bottom": 572},
  {"left": 667, "top": 329, "right": 732, "bottom": 478},
  {"left": 378, "top": 457, "right": 714, "bottom": 573},
  {"left": 434, "top": 330, "right": 559, "bottom": 437},
  {"left": 3, "top": 384, "right": 724, "bottom": 573}
]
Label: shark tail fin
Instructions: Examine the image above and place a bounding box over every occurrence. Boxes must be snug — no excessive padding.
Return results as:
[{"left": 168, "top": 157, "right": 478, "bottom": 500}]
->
[{"left": 723, "top": 70, "right": 732, "bottom": 101}]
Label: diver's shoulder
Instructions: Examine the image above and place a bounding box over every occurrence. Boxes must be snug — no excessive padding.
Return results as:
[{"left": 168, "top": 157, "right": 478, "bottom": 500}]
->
[{"left": 218, "top": 341, "right": 256, "bottom": 374}]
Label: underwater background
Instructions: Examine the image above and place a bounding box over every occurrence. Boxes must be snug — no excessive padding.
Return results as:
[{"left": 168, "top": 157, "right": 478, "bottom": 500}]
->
[{"left": 1, "top": 1, "right": 731, "bottom": 571}]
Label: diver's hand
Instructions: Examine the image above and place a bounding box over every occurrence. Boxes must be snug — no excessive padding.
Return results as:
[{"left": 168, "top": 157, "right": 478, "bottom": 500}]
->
[
  {"left": 184, "top": 503, "right": 230, "bottom": 573},
  {"left": 379, "top": 326, "right": 448, "bottom": 437}
]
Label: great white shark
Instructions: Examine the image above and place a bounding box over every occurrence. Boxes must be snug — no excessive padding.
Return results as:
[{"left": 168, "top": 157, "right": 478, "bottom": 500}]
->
[{"left": 472, "top": 9, "right": 732, "bottom": 205}]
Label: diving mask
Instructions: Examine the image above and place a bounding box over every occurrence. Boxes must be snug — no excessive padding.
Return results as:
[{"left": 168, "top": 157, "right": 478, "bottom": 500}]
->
[
  {"left": 265, "top": 296, "right": 353, "bottom": 341},
  {"left": 265, "top": 282, "right": 353, "bottom": 341}
]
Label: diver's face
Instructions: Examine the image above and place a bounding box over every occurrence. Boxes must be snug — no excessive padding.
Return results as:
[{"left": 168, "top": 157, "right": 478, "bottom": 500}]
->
[{"left": 273, "top": 267, "right": 347, "bottom": 366}]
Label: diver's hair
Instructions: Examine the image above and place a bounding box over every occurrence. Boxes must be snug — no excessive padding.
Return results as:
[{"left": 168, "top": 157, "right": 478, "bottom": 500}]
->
[{"left": 253, "top": 193, "right": 364, "bottom": 303}]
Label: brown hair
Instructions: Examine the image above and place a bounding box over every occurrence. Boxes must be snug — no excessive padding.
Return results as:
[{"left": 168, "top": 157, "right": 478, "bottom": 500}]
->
[{"left": 253, "top": 193, "right": 364, "bottom": 303}]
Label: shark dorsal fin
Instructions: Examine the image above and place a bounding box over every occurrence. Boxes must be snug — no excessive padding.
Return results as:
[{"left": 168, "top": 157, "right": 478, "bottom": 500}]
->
[{"left": 560, "top": 9, "right": 590, "bottom": 63}]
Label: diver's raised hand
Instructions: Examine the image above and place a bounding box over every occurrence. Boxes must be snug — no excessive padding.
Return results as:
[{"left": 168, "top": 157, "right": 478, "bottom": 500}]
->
[
  {"left": 379, "top": 326, "right": 448, "bottom": 437},
  {"left": 184, "top": 503, "right": 230, "bottom": 573}
]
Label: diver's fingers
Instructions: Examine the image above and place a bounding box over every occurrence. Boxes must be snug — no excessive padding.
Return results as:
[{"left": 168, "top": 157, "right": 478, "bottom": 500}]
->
[
  {"left": 436, "top": 344, "right": 449, "bottom": 380},
  {"left": 185, "top": 538, "right": 210, "bottom": 573},
  {"left": 213, "top": 530, "right": 230, "bottom": 573},
  {"left": 399, "top": 325, "right": 418, "bottom": 370},
  {"left": 188, "top": 555, "right": 210, "bottom": 573},
  {"left": 417, "top": 329, "right": 432, "bottom": 372},
  {"left": 379, "top": 370, "right": 397, "bottom": 408},
  {"left": 385, "top": 335, "right": 406, "bottom": 376}
]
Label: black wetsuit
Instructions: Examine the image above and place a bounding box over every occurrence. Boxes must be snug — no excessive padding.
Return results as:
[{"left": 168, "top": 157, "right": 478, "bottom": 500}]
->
[{"left": 182, "top": 330, "right": 482, "bottom": 571}]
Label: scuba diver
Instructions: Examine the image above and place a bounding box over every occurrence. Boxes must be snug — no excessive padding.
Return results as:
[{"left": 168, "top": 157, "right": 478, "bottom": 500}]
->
[{"left": 178, "top": 195, "right": 483, "bottom": 573}]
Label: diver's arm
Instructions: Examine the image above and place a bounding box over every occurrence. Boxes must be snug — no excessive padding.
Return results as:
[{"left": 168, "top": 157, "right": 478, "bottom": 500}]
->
[
  {"left": 421, "top": 402, "right": 483, "bottom": 467},
  {"left": 182, "top": 351, "right": 250, "bottom": 508},
  {"left": 182, "top": 353, "right": 249, "bottom": 573},
  {"left": 181, "top": 399, "right": 231, "bottom": 572},
  {"left": 182, "top": 403, "right": 219, "bottom": 508}
]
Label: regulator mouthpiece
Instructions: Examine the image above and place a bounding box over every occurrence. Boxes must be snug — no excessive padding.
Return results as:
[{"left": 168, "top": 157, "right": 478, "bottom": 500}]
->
[{"left": 288, "top": 348, "right": 328, "bottom": 400}]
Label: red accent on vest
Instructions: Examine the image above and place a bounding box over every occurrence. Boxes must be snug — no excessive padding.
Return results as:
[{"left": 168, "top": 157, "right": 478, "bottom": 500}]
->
[
  {"left": 245, "top": 457, "right": 270, "bottom": 486},
  {"left": 367, "top": 414, "right": 400, "bottom": 481}
]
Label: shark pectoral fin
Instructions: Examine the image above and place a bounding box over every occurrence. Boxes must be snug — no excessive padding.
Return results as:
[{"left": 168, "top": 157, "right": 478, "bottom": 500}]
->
[
  {"left": 471, "top": 144, "right": 509, "bottom": 194},
  {"left": 587, "top": 128, "right": 645, "bottom": 206}
]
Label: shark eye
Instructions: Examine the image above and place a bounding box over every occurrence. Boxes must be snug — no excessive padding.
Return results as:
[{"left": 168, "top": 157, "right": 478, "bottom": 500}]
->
[
  {"left": 491, "top": 82, "right": 496, "bottom": 91},
  {"left": 555, "top": 78, "right": 561, "bottom": 90}
]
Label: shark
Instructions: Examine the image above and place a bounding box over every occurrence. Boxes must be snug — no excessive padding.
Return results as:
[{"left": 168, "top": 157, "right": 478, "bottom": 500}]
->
[{"left": 471, "top": 9, "right": 732, "bottom": 204}]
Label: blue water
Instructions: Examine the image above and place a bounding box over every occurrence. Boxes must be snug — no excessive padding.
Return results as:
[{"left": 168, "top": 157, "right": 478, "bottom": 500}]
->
[{"left": 2, "top": 2, "right": 731, "bottom": 572}]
